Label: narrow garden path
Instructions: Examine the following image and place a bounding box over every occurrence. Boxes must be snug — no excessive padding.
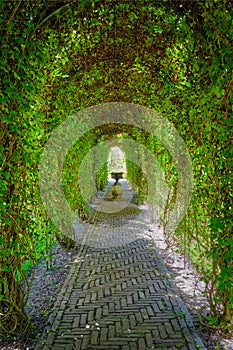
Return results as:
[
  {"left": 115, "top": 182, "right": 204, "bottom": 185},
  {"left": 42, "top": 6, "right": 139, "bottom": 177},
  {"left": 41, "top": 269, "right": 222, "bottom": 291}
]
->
[{"left": 35, "top": 180, "right": 206, "bottom": 350}]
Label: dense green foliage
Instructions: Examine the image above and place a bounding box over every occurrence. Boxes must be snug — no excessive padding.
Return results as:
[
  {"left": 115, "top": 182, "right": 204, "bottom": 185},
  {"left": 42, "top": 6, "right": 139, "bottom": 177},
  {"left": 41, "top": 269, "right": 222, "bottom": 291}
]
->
[
  {"left": 62, "top": 131, "right": 108, "bottom": 218},
  {"left": 0, "top": 0, "right": 232, "bottom": 335}
]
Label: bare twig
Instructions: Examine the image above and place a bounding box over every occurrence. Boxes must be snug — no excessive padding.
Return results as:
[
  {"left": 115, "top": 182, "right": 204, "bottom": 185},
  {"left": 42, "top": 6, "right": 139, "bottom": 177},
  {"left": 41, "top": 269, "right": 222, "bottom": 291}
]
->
[
  {"left": 5, "top": 0, "right": 23, "bottom": 26},
  {"left": 35, "top": 2, "right": 71, "bottom": 31}
]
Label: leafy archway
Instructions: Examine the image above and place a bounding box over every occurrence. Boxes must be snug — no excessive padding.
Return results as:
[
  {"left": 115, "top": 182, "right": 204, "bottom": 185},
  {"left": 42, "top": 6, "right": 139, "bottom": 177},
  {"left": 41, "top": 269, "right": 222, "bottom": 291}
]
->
[{"left": 1, "top": 0, "right": 232, "bottom": 334}]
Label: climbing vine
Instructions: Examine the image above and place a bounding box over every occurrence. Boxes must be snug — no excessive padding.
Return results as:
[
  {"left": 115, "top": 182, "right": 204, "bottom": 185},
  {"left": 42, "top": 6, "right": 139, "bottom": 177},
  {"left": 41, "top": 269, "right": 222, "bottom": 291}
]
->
[{"left": 0, "top": 0, "right": 232, "bottom": 336}]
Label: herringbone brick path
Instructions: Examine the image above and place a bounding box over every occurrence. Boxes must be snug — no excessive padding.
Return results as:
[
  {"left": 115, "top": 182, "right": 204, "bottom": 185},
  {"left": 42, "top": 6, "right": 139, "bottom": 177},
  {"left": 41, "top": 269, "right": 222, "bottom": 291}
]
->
[{"left": 35, "top": 180, "right": 206, "bottom": 350}]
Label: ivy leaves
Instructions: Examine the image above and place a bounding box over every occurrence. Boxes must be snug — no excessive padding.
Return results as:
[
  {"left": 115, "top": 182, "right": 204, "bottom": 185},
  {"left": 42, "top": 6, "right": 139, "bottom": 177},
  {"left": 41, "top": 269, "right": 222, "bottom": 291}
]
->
[{"left": 0, "top": 0, "right": 232, "bottom": 335}]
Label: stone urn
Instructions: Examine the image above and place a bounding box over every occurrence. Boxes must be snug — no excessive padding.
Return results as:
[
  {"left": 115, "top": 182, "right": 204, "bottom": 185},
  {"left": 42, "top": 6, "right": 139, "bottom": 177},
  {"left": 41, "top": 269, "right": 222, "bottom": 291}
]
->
[{"left": 111, "top": 172, "right": 124, "bottom": 183}]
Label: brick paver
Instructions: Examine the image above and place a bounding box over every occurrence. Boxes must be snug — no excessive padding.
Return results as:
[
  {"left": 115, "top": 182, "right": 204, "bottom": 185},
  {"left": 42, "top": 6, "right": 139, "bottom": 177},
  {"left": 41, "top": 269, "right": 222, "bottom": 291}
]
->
[{"left": 35, "top": 180, "right": 206, "bottom": 350}]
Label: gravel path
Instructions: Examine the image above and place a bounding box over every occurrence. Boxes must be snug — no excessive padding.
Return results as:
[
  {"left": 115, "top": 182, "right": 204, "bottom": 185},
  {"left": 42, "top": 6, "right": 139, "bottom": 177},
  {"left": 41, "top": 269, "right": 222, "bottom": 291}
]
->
[
  {"left": 0, "top": 245, "right": 79, "bottom": 350},
  {"left": 149, "top": 223, "right": 233, "bottom": 350}
]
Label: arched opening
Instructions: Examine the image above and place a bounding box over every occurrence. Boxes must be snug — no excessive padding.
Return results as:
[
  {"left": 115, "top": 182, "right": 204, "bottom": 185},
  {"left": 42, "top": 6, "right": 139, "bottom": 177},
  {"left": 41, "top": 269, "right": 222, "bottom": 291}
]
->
[
  {"left": 108, "top": 146, "right": 126, "bottom": 181},
  {"left": 1, "top": 1, "right": 232, "bottom": 345}
]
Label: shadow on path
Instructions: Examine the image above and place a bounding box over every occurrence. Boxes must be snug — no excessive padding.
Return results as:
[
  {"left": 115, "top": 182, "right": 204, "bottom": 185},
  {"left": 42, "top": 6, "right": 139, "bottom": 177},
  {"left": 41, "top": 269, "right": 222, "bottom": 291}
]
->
[{"left": 35, "top": 180, "right": 206, "bottom": 350}]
